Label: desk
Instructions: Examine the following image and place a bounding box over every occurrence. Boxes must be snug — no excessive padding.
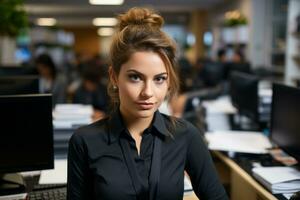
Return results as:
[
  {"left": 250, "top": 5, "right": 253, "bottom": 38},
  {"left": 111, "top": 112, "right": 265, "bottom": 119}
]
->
[
  {"left": 182, "top": 150, "right": 281, "bottom": 200},
  {"left": 183, "top": 192, "right": 198, "bottom": 200},
  {"left": 213, "top": 151, "right": 281, "bottom": 200}
]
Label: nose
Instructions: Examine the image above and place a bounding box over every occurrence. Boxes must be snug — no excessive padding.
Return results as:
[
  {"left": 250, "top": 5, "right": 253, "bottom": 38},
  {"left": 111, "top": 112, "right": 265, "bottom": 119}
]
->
[{"left": 141, "top": 81, "right": 154, "bottom": 98}]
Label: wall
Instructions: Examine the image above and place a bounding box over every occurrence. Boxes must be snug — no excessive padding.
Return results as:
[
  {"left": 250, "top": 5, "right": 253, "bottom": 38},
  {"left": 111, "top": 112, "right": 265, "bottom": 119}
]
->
[
  {"left": 249, "top": 0, "right": 271, "bottom": 69},
  {"left": 208, "top": 0, "right": 252, "bottom": 61},
  {"left": 187, "top": 10, "right": 208, "bottom": 64},
  {"left": 207, "top": 0, "right": 278, "bottom": 69},
  {"left": 284, "top": 0, "right": 300, "bottom": 85},
  {"left": 0, "top": 36, "right": 17, "bottom": 65},
  {"left": 64, "top": 27, "right": 100, "bottom": 57}
]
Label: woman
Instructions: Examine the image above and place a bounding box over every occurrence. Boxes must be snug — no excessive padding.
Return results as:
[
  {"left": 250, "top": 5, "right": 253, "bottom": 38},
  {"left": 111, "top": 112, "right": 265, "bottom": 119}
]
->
[{"left": 67, "top": 7, "right": 228, "bottom": 200}]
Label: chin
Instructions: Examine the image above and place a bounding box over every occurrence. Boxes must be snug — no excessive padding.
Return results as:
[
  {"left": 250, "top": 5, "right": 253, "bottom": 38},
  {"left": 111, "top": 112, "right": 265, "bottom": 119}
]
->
[{"left": 135, "top": 109, "right": 156, "bottom": 118}]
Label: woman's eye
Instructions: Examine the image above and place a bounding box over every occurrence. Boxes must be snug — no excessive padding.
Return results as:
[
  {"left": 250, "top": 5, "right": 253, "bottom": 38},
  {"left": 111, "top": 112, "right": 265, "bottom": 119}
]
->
[
  {"left": 155, "top": 76, "right": 167, "bottom": 84},
  {"left": 128, "top": 74, "right": 141, "bottom": 82}
]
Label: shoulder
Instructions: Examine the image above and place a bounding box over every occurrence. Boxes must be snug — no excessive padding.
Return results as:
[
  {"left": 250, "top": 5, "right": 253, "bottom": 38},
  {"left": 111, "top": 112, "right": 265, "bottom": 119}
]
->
[{"left": 69, "top": 117, "right": 109, "bottom": 146}]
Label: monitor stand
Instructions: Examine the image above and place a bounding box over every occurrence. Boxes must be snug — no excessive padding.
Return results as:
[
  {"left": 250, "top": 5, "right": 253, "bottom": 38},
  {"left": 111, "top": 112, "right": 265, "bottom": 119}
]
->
[{"left": 0, "top": 173, "right": 26, "bottom": 196}]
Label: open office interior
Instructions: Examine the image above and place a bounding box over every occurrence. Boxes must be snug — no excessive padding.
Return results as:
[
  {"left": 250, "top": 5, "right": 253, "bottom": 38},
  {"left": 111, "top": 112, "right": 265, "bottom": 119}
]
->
[{"left": 0, "top": 0, "right": 300, "bottom": 199}]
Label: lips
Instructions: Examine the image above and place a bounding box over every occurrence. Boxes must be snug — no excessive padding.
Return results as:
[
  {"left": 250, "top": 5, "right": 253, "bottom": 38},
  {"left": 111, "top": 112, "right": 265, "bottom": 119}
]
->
[{"left": 136, "top": 102, "right": 155, "bottom": 110}]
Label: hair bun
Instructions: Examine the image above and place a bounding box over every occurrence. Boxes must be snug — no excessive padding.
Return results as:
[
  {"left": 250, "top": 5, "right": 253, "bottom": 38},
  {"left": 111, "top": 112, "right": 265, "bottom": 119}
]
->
[{"left": 118, "top": 7, "right": 164, "bottom": 30}]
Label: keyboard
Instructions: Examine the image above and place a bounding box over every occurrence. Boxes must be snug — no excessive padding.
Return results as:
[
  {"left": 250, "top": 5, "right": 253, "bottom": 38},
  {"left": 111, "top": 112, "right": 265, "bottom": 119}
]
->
[
  {"left": 32, "top": 184, "right": 66, "bottom": 191},
  {"left": 28, "top": 184, "right": 66, "bottom": 200}
]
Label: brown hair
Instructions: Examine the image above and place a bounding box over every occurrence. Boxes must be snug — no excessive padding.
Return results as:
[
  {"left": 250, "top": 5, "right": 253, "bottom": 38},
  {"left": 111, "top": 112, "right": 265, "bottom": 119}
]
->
[{"left": 108, "top": 7, "right": 179, "bottom": 112}]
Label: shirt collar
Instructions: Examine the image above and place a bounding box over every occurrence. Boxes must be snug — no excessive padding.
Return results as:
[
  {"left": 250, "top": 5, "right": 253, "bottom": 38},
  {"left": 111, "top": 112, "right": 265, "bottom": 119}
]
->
[{"left": 108, "top": 110, "right": 171, "bottom": 144}]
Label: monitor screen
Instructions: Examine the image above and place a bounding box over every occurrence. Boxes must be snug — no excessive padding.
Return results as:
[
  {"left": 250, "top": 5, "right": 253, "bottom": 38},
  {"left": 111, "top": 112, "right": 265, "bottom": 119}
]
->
[
  {"left": 0, "top": 66, "right": 37, "bottom": 77},
  {"left": 270, "top": 84, "right": 300, "bottom": 163},
  {"left": 0, "top": 94, "right": 54, "bottom": 173},
  {"left": 230, "top": 71, "right": 259, "bottom": 120},
  {"left": 0, "top": 76, "right": 39, "bottom": 95},
  {"left": 224, "top": 62, "right": 251, "bottom": 80},
  {"left": 202, "top": 62, "right": 224, "bottom": 87}
]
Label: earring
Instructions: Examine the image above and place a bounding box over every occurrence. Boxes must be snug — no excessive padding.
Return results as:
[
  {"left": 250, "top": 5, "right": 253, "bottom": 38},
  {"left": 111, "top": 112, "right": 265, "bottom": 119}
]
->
[{"left": 113, "top": 85, "right": 118, "bottom": 90}]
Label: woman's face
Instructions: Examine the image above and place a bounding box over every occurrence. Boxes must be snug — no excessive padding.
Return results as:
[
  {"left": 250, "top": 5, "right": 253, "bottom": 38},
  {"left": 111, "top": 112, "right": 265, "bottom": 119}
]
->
[{"left": 113, "top": 51, "right": 169, "bottom": 120}]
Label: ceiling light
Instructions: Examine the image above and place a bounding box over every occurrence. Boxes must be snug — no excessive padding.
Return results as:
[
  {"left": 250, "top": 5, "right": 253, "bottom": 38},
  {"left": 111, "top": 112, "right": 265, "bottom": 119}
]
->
[
  {"left": 36, "top": 18, "right": 57, "bottom": 26},
  {"left": 98, "top": 27, "right": 114, "bottom": 36},
  {"left": 93, "top": 18, "right": 118, "bottom": 26},
  {"left": 89, "top": 0, "right": 124, "bottom": 5}
]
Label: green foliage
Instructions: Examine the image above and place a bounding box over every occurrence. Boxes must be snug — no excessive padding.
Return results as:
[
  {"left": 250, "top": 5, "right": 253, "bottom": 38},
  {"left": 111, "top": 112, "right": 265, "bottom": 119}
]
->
[
  {"left": 224, "top": 17, "right": 248, "bottom": 27},
  {"left": 0, "top": 0, "right": 28, "bottom": 37},
  {"left": 223, "top": 11, "right": 248, "bottom": 27}
]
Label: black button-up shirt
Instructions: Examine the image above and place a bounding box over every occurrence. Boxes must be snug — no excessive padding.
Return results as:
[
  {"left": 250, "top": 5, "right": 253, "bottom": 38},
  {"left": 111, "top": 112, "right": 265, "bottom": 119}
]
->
[{"left": 67, "top": 111, "right": 228, "bottom": 200}]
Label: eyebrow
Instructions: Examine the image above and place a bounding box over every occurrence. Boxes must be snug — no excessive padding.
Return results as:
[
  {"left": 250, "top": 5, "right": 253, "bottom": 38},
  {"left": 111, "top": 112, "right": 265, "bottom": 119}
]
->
[{"left": 126, "top": 69, "right": 168, "bottom": 77}]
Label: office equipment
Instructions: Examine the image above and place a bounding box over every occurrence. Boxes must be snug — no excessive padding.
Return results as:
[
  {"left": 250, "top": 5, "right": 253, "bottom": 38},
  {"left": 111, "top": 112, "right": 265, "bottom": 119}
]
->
[
  {"left": 32, "top": 183, "right": 66, "bottom": 191},
  {"left": 205, "top": 130, "right": 272, "bottom": 154},
  {"left": 0, "top": 76, "right": 39, "bottom": 95},
  {"left": 0, "top": 66, "right": 37, "bottom": 77},
  {"left": 252, "top": 167, "right": 300, "bottom": 194},
  {"left": 28, "top": 186, "right": 66, "bottom": 200},
  {"left": 0, "top": 193, "right": 27, "bottom": 200},
  {"left": 270, "top": 84, "right": 300, "bottom": 163},
  {"left": 0, "top": 94, "right": 53, "bottom": 195},
  {"left": 230, "top": 71, "right": 259, "bottom": 121},
  {"left": 213, "top": 150, "right": 279, "bottom": 200},
  {"left": 224, "top": 62, "right": 251, "bottom": 80},
  {"left": 202, "top": 61, "right": 225, "bottom": 87}
]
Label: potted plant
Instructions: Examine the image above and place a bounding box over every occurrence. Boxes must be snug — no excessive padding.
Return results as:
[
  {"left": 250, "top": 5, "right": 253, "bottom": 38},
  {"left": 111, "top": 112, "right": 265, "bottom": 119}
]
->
[
  {"left": 222, "top": 11, "right": 248, "bottom": 44},
  {"left": 0, "top": 0, "right": 28, "bottom": 65}
]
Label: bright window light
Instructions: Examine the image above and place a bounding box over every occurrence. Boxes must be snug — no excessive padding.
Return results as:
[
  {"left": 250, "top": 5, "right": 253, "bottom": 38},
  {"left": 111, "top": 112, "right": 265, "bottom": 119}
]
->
[
  {"left": 98, "top": 27, "right": 115, "bottom": 36},
  {"left": 186, "top": 33, "right": 196, "bottom": 46},
  {"left": 89, "top": 0, "right": 124, "bottom": 5},
  {"left": 204, "top": 31, "right": 213, "bottom": 46},
  {"left": 36, "top": 18, "right": 57, "bottom": 26},
  {"left": 93, "top": 18, "right": 118, "bottom": 26}
]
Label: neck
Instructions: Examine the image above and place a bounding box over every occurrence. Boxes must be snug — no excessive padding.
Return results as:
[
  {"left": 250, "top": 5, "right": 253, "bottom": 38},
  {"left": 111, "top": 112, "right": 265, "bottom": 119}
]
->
[{"left": 120, "top": 109, "right": 154, "bottom": 137}]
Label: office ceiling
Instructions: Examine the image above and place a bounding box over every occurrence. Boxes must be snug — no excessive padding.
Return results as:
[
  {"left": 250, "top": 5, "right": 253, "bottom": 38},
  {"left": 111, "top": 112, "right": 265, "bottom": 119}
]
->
[{"left": 24, "top": 0, "right": 226, "bottom": 26}]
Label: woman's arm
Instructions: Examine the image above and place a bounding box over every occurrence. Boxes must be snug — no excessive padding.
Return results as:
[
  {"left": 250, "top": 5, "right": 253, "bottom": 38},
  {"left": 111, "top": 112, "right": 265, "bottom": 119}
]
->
[
  {"left": 67, "top": 133, "right": 93, "bottom": 200},
  {"left": 185, "top": 125, "right": 228, "bottom": 200}
]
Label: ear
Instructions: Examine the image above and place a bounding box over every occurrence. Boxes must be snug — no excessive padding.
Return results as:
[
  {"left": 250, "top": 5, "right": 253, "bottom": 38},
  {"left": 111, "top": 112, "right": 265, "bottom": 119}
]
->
[{"left": 108, "top": 66, "right": 118, "bottom": 86}]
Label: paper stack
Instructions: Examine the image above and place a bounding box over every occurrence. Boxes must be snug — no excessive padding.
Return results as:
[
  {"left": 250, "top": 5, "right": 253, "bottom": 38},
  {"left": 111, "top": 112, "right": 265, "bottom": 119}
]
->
[
  {"left": 184, "top": 175, "right": 193, "bottom": 194},
  {"left": 39, "top": 159, "right": 67, "bottom": 184},
  {"left": 53, "top": 104, "right": 93, "bottom": 129},
  {"left": 205, "top": 131, "right": 272, "bottom": 154},
  {"left": 252, "top": 167, "right": 300, "bottom": 194}
]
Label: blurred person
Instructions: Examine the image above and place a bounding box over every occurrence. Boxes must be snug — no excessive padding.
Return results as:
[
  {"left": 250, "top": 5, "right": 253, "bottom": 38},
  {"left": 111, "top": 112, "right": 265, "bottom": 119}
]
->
[
  {"left": 217, "top": 48, "right": 227, "bottom": 62},
  {"left": 72, "top": 63, "right": 109, "bottom": 121},
  {"left": 92, "top": 54, "right": 109, "bottom": 85},
  {"left": 67, "top": 52, "right": 91, "bottom": 94},
  {"left": 177, "top": 56, "right": 194, "bottom": 92},
  {"left": 35, "top": 53, "right": 67, "bottom": 106},
  {"left": 232, "top": 48, "right": 245, "bottom": 63}
]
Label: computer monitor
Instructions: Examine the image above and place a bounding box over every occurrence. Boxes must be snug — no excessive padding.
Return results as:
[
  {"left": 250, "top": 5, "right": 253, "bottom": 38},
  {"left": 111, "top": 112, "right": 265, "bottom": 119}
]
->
[
  {"left": 0, "top": 94, "right": 54, "bottom": 174},
  {"left": 0, "top": 66, "right": 37, "bottom": 76},
  {"left": 230, "top": 71, "right": 259, "bottom": 121},
  {"left": 202, "top": 62, "right": 224, "bottom": 87},
  {"left": 270, "top": 84, "right": 300, "bottom": 163},
  {"left": 0, "top": 76, "right": 39, "bottom": 95},
  {"left": 224, "top": 62, "right": 251, "bottom": 80}
]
